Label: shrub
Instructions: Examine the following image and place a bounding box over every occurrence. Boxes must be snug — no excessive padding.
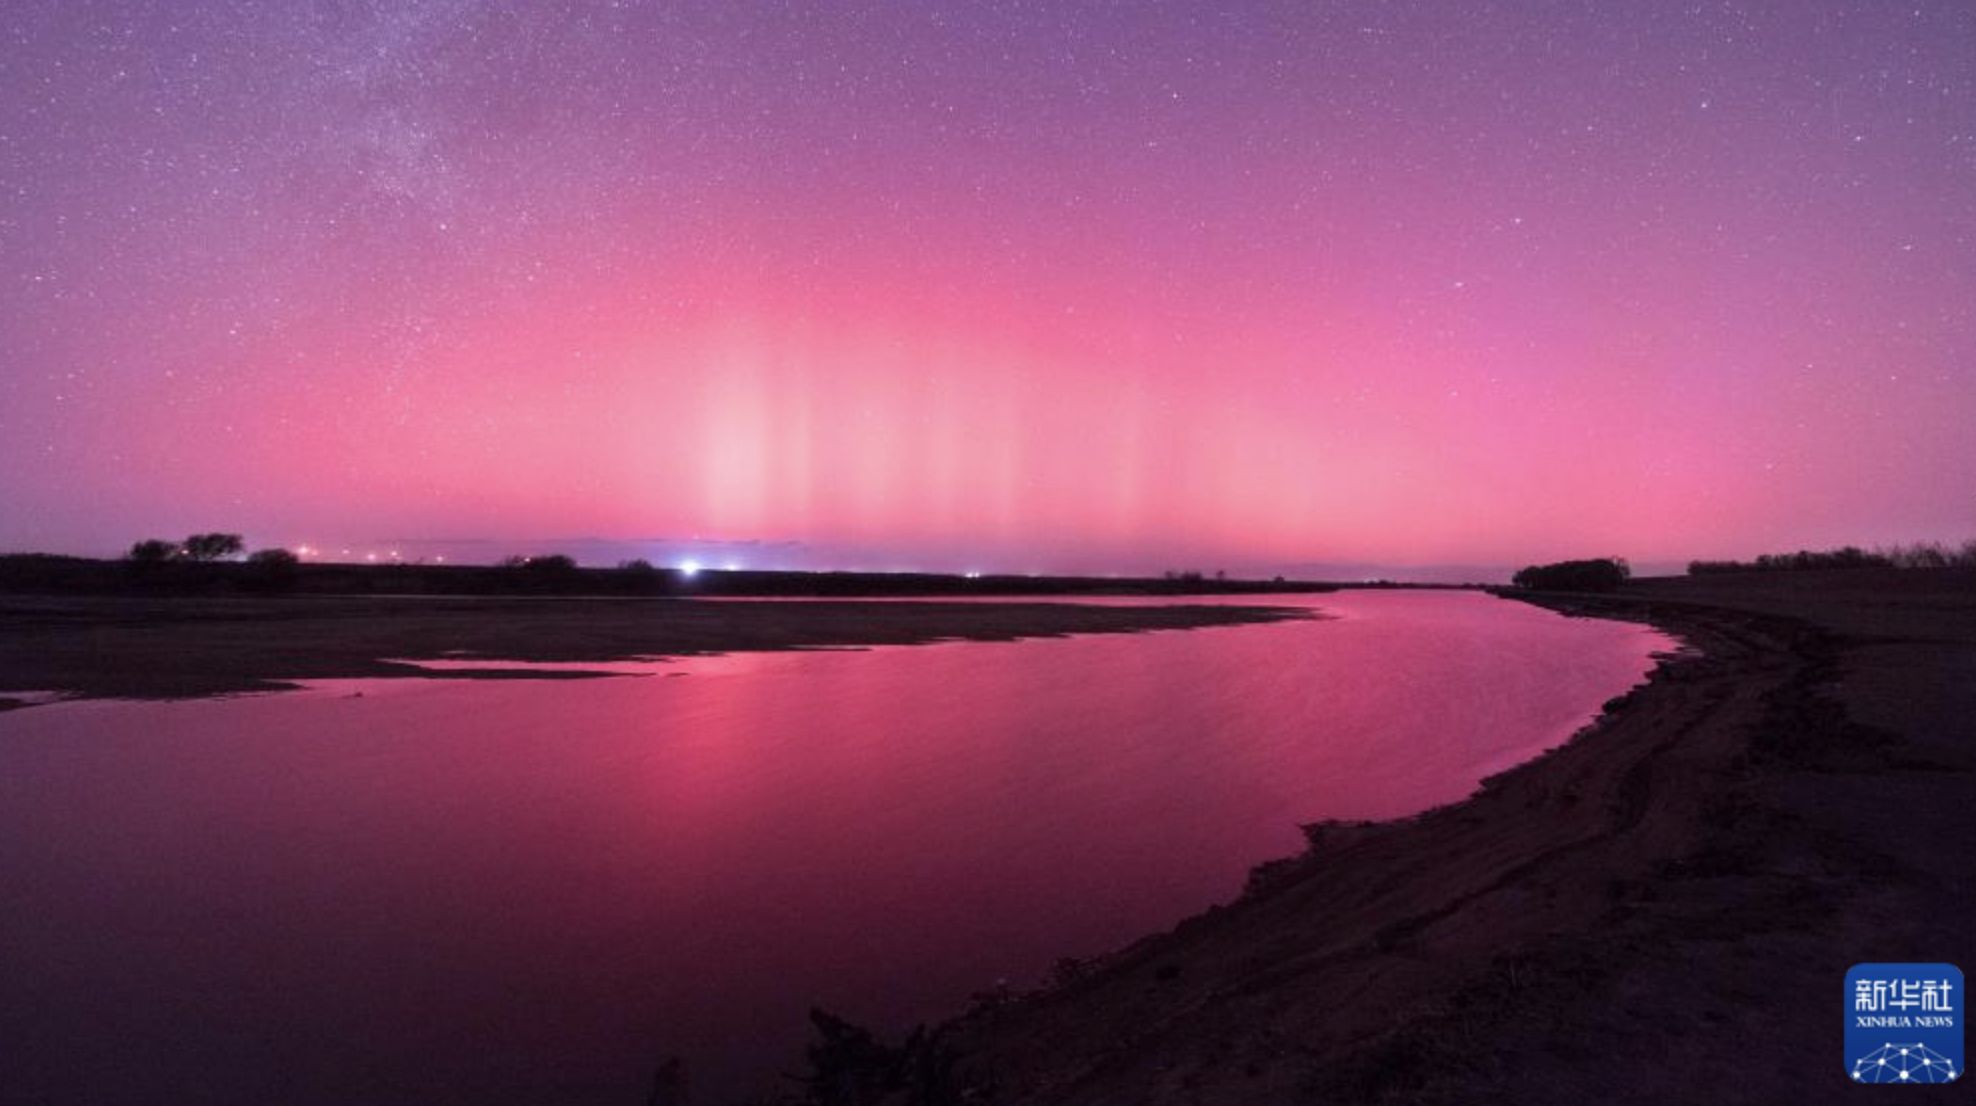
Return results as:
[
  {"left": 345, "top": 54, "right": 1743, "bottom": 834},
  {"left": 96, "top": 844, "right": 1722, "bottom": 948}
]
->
[
  {"left": 499, "top": 553, "right": 577, "bottom": 572},
  {"left": 1752, "top": 546, "right": 1889, "bottom": 572},
  {"left": 127, "top": 538, "right": 179, "bottom": 564}
]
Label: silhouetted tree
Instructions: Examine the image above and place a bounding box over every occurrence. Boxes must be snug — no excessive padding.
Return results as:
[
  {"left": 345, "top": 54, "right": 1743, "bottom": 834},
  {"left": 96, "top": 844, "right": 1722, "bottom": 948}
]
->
[
  {"left": 127, "top": 538, "right": 178, "bottom": 564},
  {"left": 1885, "top": 541, "right": 1950, "bottom": 569},
  {"left": 1686, "top": 545, "right": 1911, "bottom": 575},
  {"left": 498, "top": 553, "right": 576, "bottom": 571},
  {"left": 1511, "top": 557, "right": 1631, "bottom": 592},
  {"left": 1756, "top": 546, "right": 1888, "bottom": 572},
  {"left": 180, "top": 532, "right": 244, "bottom": 562}
]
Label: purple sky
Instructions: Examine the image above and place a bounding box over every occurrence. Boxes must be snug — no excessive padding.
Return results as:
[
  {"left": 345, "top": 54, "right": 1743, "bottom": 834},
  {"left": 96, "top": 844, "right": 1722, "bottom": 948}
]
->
[{"left": 1, "top": 1, "right": 1972, "bottom": 577}]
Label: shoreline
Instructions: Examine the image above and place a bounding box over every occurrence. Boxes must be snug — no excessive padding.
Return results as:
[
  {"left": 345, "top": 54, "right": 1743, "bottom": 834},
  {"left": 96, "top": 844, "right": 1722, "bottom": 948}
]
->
[
  {"left": 866, "top": 575, "right": 1975, "bottom": 1104},
  {"left": 0, "top": 593, "right": 1313, "bottom": 707}
]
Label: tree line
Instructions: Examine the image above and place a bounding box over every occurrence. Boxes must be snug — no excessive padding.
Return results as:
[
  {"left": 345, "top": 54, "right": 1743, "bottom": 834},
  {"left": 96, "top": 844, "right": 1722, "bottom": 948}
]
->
[
  {"left": 1688, "top": 541, "right": 1976, "bottom": 575},
  {"left": 1510, "top": 538, "right": 1974, "bottom": 593},
  {"left": 128, "top": 532, "right": 296, "bottom": 568}
]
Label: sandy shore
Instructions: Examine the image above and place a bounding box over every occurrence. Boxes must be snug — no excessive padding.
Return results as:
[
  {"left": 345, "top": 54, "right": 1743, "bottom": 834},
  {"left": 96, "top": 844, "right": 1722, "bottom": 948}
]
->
[
  {"left": 892, "top": 570, "right": 1976, "bottom": 1104},
  {"left": 0, "top": 594, "right": 1309, "bottom": 706}
]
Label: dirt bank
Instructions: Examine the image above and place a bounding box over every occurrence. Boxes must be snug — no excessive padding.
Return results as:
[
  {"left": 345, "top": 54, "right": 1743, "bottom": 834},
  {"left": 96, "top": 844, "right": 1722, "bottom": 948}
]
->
[{"left": 894, "top": 574, "right": 1975, "bottom": 1104}]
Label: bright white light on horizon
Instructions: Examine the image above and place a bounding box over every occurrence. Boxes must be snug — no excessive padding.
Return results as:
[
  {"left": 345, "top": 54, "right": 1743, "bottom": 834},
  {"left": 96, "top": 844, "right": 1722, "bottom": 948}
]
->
[{"left": 680, "top": 560, "right": 701, "bottom": 576}]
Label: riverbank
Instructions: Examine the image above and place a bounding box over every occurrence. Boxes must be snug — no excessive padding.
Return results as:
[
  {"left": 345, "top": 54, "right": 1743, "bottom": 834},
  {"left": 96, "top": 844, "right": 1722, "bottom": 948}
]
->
[
  {"left": 0, "top": 553, "right": 1338, "bottom": 599},
  {"left": 0, "top": 594, "right": 1311, "bottom": 706},
  {"left": 880, "top": 570, "right": 1975, "bottom": 1104}
]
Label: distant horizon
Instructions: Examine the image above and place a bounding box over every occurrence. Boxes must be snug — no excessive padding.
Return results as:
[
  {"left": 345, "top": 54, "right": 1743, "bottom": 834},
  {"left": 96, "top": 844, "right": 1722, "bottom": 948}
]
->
[
  {"left": 14, "top": 529, "right": 1976, "bottom": 586},
  {"left": 2, "top": 535, "right": 1537, "bottom": 584}
]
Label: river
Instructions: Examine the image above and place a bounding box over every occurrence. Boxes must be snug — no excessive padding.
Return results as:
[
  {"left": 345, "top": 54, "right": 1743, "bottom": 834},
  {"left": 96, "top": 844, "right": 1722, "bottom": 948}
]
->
[{"left": 0, "top": 590, "right": 1672, "bottom": 1104}]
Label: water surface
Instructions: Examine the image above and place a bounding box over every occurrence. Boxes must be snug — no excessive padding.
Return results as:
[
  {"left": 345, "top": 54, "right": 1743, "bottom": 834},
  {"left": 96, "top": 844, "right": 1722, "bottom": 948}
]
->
[{"left": 0, "top": 590, "right": 1671, "bottom": 1104}]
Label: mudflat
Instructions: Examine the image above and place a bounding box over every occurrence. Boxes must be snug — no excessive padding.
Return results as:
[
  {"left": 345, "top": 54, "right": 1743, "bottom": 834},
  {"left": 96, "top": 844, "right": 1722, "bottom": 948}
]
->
[{"left": 0, "top": 594, "right": 1310, "bottom": 706}]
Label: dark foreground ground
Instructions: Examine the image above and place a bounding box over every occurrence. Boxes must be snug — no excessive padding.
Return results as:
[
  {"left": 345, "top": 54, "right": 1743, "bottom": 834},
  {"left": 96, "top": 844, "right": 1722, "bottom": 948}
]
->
[
  {"left": 0, "top": 594, "right": 1310, "bottom": 706},
  {"left": 832, "top": 569, "right": 1975, "bottom": 1105}
]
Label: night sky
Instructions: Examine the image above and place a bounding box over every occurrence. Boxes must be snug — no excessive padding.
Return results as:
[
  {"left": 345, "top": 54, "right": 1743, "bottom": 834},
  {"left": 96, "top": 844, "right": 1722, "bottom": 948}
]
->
[{"left": 2, "top": 1, "right": 1972, "bottom": 575}]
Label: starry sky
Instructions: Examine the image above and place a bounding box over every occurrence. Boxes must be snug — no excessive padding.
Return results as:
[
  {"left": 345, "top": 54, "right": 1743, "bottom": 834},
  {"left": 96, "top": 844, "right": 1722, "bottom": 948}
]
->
[{"left": 2, "top": 1, "right": 1972, "bottom": 577}]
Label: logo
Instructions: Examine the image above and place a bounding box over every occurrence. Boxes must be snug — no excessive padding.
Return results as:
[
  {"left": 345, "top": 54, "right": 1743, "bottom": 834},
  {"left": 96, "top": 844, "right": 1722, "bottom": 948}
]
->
[{"left": 1846, "top": 963, "right": 1962, "bottom": 1084}]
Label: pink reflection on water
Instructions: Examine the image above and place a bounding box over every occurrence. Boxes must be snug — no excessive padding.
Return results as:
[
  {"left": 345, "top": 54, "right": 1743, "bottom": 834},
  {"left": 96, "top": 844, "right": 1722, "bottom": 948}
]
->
[{"left": 0, "top": 591, "right": 1670, "bottom": 1104}]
